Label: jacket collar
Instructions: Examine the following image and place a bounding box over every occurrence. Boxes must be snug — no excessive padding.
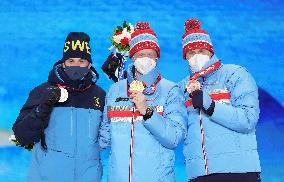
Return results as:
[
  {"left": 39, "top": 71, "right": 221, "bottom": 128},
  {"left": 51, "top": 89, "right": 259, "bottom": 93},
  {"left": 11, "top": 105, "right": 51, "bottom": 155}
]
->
[
  {"left": 189, "top": 54, "right": 222, "bottom": 79},
  {"left": 48, "top": 63, "right": 97, "bottom": 92}
]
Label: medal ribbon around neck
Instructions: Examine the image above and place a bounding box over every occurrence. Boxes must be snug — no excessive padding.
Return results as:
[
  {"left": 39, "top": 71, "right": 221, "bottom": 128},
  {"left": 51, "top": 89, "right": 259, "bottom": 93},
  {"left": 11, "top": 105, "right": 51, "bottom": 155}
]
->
[
  {"left": 127, "top": 74, "right": 162, "bottom": 96},
  {"left": 190, "top": 60, "right": 221, "bottom": 80}
]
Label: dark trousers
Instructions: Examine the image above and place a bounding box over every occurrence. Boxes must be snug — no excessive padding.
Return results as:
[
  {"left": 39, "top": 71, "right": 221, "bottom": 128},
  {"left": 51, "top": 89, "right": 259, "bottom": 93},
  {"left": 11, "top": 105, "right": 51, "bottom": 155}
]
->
[{"left": 190, "top": 172, "right": 261, "bottom": 182}]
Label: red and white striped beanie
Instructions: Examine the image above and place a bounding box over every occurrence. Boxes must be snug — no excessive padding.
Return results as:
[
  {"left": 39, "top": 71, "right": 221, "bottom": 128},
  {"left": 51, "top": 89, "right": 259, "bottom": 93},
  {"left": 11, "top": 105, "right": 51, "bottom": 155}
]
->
[
  {"left": 129, "top": 22, "right": 160, "bottom": 58},
  {"left": 182, "top": 18, "right": 214, "bottom": 59}
]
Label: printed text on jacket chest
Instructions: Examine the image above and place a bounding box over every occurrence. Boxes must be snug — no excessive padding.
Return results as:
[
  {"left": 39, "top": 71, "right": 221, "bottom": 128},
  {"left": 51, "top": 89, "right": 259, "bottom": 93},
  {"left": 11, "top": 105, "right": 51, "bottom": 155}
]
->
[{"left": 107, "top": 105, "right": 164, "bottom": 122}]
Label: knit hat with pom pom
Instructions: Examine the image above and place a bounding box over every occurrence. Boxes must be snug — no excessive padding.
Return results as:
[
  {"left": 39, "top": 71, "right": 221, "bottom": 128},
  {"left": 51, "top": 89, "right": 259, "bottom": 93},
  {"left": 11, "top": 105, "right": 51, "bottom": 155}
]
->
[
  {"left": 182, "top": 18, "right": 214, "bottom": 59},
  {"left": 129, "top": 22, "right": 160, "bottom": 58}
]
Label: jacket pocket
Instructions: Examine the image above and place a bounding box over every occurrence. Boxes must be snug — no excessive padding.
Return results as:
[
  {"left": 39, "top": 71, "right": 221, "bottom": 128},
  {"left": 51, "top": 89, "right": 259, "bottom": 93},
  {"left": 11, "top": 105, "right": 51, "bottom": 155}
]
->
[{"left": 44, "top": 107, "right": 76, "bottom": 156}]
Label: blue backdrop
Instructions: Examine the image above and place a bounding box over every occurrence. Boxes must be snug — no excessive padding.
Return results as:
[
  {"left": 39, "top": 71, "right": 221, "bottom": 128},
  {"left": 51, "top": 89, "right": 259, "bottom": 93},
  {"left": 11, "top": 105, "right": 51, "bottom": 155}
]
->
[{"left": 0, "top": 0, "right": 283, "bottom": 181}]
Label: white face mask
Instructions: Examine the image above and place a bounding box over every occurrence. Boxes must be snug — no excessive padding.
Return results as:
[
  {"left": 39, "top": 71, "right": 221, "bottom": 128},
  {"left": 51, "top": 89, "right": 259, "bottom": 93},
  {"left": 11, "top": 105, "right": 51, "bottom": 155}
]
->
[
  {"left": 134, "top": 57, "right": 157, "bottom": 75},
  {"left": 187, "top": 54, "right": 210, "bottom": 73}
]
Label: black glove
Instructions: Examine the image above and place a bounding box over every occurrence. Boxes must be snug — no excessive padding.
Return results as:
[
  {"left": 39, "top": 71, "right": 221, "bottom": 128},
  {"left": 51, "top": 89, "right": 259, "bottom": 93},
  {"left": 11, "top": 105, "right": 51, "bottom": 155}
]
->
[
  {"left": 35, "top": 86, "right": 61, "bottom": 120},
  {"left": 101, "top": 53, "right": 127, "bottom": 82},
  {"left": 43, "top": 86, "right": 61, "bottom": 106},
  {"left": 191, "top": 90, "right": 215, "bottom": 116},
  {"left": 191, "top": 90, "right": 203, "bottom": 109}
]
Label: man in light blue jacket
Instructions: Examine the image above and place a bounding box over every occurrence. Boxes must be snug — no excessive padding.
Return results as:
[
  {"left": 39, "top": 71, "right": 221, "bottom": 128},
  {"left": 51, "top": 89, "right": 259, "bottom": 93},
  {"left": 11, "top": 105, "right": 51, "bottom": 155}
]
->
[
  {"left": 179, "top": 18, "right": 261, "bottom": 182},
  {"left": 99, "top": 22, "right": 187, "bottom": 182}
]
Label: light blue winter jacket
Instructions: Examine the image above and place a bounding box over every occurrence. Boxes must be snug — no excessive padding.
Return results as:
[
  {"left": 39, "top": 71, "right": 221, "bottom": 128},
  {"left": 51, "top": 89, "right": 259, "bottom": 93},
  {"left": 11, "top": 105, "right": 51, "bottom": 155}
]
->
[
  {"left": 99, "top": 66, "right": 187, "bottom": 182},
  {"left": 29, "top": 108, "right": 103, "bottom": 182},
  {"left": 178, "top": 55, "right": 261, "bottom": 181}
]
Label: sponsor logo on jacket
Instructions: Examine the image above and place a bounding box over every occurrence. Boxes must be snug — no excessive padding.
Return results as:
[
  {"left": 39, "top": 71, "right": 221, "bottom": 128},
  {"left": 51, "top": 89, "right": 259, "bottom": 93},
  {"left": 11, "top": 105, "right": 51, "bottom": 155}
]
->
[{"left": 107, "top": 105, "right": 164, "bottom": 122}]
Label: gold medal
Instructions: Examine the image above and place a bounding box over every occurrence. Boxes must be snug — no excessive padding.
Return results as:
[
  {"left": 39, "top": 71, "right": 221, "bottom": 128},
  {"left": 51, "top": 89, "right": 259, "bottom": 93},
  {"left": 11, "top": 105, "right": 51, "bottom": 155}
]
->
[
  {"left": 129, "top": 80, "right": 145, "bottom": 93},
  {"left": 186, "top": 79, "right": 201, "bottom": 94}
]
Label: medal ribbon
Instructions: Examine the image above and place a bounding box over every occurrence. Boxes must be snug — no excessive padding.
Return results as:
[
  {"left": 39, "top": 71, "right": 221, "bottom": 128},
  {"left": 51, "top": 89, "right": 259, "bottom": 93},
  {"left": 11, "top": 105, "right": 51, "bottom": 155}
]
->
[
  {"left": 187, "top": 60, "right": 221, "bottom": 175},
  {"left": 190, "top": 60, "right": 221, "bottom": 80},
  {"left": 56, "top": 84, "right": 92, "bottom": 92},
  {"left": 127, "top": 74, "right": 162, "bottom": 96}
]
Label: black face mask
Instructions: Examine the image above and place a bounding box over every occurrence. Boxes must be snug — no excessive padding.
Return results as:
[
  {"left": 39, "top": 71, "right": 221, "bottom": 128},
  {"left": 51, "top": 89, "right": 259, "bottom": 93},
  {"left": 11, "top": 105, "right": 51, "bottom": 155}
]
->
[{"left": 64, "top": 66, "right": 90, "bottom": 80}]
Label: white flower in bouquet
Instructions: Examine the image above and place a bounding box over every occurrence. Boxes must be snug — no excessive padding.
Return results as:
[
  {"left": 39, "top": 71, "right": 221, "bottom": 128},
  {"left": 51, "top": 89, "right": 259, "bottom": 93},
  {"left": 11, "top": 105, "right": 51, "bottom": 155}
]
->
[
  {"left": 129, "top": 23, "right": 134, "bottom": 33},
  {"left": 113, "top": 34, "right": 122, "bottom": 44},
  {"left": 122, "top": 28, "right": 131, "bottom": 40}
]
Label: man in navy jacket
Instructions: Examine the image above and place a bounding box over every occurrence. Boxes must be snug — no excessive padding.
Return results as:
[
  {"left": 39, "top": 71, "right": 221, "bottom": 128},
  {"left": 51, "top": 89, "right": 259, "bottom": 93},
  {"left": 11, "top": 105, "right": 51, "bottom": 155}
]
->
[{"left": 13, "top": 32, "right": 106, "bottom": 182}]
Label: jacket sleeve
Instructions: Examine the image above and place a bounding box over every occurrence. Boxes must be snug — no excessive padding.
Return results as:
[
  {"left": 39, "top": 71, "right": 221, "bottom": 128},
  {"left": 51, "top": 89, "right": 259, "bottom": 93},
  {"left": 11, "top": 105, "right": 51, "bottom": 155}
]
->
[
  {"left": 143, "top": 85, "right": 187, "bottom": 149},
  {"left": 12, "top": 87, "right": 49, "bottom": 146},
  {"left": 99, "top": 87, "right": 112, "bottom": 149},
  {"left": 209, "top": 67, "right": 260, "bottom": 134}
]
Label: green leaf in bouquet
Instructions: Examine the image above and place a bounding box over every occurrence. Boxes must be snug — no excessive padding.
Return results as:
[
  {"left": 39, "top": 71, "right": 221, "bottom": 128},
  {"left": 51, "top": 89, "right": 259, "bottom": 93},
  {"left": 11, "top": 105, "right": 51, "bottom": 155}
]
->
[
  {"left": 117, "top": 26, "right": 123, "bottom": 32},
  {"left": 110, "top": 37, "right": 115, "bottom": 43},
  {"left": 123, "top": 21, "right": 127, "bottom": 28}
]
